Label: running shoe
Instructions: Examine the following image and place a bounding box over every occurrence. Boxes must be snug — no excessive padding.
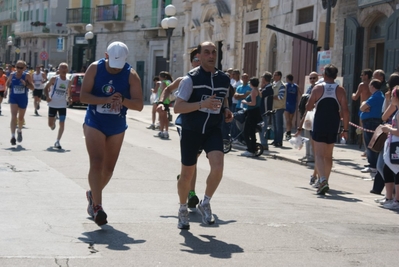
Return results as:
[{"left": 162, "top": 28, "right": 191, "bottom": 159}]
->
[
  {"left": 312, "top": 179, "right": 320, "bottom": 188},
  {"left": 0, "top": 110, "right": 2, "bottom": 116},
  {"left": 54, "top": 141, "right": 62, "bottom": 149},
  {"left": 309, "top": 175, "right": 317, "bottom": 185},
  {"left": 197, "top": 201, "right": 215, "bottom": 225},
  {"left": 146, "top": 124, "right": 155, "bottom": 130},
  {"left": 154, "top": 131, "right": 163, "bottom": 138},
  {"left": 161, "top": 132, "right": 169, "bottom": 139},
  {"left": 17, "top": 131, "right": 22, "bottom": 143},
  {"left": 382, "top": 200, "right": 399, "bottom": 210},
  {"left": 10, "top": 137, "right": 16, "bottom": 145},
  {"left": 285, "top": 133, "right": 291, "bottom": 141},
  {"left": 316, "top": 180, "right": 329, "bottom": 195},
  {"left": 34, "top": 109, "right": 39, "bottom": 116},
  {"left": 177, "top": 209, "right": 190, "bottom": 230},
  {"left": 187, "top": 192, "right": 199, "bottom": 209},
  {"left": 86, "top": 190, "right": 94, "bottom": 218},
  {"left": 377, "top": 198, "right": 392, "bottom": 205},
  {"left": 93, "top": 204, "right": 107, "bottom": 226},
  {"left": 241, "top": 151, "right": 255, "bottom": 157}
]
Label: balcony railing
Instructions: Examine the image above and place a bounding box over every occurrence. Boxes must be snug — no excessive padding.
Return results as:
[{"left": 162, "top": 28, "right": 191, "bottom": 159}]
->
[
  {"left": 66, "top": 8, "right": 93, "bottom": 24},
  {"left": 14, "top": 21, "right": 33, "bottom": 35},
  {"left": 0, "top": 11, "right": 17, "bottom": 22},
  {"left": 96, "top": 4, "right": 126, "bottom": 22},
  {"left": 32, "top": 23, "right": 68, "bottom": 35}
]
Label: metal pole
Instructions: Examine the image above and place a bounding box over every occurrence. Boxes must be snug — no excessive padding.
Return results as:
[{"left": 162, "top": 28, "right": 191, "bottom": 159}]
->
[
  {"left": 166, "top": 28, "right": 173, "bottom": 63},
  {"left": 324, "top": 0, "right": 331, "bottom": 51}
]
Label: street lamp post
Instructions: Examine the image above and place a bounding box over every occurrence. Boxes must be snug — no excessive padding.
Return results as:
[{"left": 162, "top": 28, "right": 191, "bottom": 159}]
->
[
  {"left": 7, "top": 36, "right": 13, "bottom": 64},
  {"left": 161, "top": 5, "right": 178, "bottom": 70},
  {"left": 84, "top": 24, "right": 94, "bottom": 71}
]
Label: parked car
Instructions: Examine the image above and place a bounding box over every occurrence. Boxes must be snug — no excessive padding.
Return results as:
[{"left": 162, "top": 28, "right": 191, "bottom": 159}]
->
[{"left": 69, "top": 73, "right": 85, "bottom": 108}]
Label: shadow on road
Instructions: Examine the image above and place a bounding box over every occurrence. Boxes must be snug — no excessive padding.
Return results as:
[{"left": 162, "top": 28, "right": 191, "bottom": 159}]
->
[
  {"left": 45, "top": 147, "right": 71, "bottom": 153},
  {"left": 179, "top": 231, "right": 244, "bottom": 258},
  {"left": 161, "top": 212, "right": 237, "bottom": 228},
  {"left": 298, "top": 187, "right": 363, "bottom": 202},
  {"left": 4, "top": 145, "right": 28, "bottom": 152},
  {"left": 79, "top": 225, "right": 146, "bottom": 251}
]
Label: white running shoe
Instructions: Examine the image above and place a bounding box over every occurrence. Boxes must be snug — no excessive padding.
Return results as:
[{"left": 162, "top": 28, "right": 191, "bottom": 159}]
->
[
  {"left": 197, "top": 201, "right": 215, "bottom": 225},
  {"left": 177, "top": 209, "right": 190, "bottom": 230},
  {"left": 241, "top": 151, "right": 255, "bottom": 157},
  {"left": 382, "top": 200, "right": 399, "bottom": 210}
]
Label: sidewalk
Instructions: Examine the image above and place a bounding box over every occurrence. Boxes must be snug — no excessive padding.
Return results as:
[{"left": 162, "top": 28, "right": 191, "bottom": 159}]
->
[{"left": 129, "top": 104, "right": 372, "bottom": 180}]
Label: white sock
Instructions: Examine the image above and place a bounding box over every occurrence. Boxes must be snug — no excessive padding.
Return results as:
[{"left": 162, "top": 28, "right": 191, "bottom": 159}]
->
[
  {"left": 202, "top": 195, "right": 211, "bottom": 205},
  {"left": 179, "top": 203, "right": 188, "bottom": 211}
]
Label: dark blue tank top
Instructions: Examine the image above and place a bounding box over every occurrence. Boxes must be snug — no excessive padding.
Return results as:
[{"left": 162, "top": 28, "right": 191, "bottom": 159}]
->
[
  {"left": 10, "top": 73, "right": 28, "bottom": 97},
  {"left": 87, "top": 58, "right": 131, "bottom": 118}
]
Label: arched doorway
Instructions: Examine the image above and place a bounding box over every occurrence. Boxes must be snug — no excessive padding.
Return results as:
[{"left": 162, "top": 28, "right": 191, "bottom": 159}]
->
[
  {"left": 269, "top": 34, "right": 277, "bottom": 72},
  {"left": 367, "top": 16, "right": 387, "bottom": 71}
]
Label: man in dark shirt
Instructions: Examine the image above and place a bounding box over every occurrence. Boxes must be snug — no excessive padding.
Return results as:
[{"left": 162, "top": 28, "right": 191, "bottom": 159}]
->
[{"left": 259, "top": 71, "right": 274, "bottom": 150}]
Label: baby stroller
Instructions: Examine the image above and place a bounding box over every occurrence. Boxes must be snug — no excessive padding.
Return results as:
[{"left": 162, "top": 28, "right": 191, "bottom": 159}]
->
[{"left": 223, "top": 109, "right": 264, "bottom": 156}]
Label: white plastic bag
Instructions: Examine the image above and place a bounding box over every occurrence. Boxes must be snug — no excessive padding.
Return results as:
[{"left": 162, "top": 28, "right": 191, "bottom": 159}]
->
[
  {"left": 289, "top": 135, "right": 309, "bottom": 150},
  {"left": 303, "top": 109, "right": 315, "bottom": 131},
  {"left": 150, "top": 92, "right": 157, "bottom": 104}
]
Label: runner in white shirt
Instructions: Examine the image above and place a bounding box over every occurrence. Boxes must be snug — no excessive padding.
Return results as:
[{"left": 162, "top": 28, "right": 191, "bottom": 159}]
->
[
  {"left": 44, "top": 63, "right": 71, "bottom": 149},
  {"left": 32, "top": 65, "right": 47, "bottom": 116}
]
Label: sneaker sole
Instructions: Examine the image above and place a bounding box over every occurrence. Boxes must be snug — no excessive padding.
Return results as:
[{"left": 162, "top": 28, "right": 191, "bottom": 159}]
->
[
  {"left": 317, "top": 184, "right": 329, "bottom": 195},
  {"left": 198, "top": 206, "right": 215, "bottom": 225},
  {"left": 94, "top": 210, "right": 108, "bottom": 226},
  {"left": 177, "top": 223, "right": 190, "bottom": 230}
]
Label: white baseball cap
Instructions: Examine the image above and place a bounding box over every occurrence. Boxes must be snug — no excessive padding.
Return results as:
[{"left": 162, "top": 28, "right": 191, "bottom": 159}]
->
[{"left": 107, "top": 41, "right": 129, "bottom": 69}]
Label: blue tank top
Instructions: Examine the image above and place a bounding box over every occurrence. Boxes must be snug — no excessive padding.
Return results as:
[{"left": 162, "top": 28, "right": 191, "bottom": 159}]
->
[
  {"left": 286, "top": 83, "right": 298, "bottom": 105},
  {"left": 9, "top": 73, "right": 28, "bottom": 97},
  {"left": 87, "top": 58, "right": 131, "bottom": 119}
]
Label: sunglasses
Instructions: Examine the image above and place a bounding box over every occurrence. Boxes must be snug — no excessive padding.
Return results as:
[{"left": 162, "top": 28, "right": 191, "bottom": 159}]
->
[
  {"left": 16, "top": 66, "right": 24, "bottom": 69},
  {"left": 309, "top": 77, "right": 317, "bottom": 80},
  {"left": 192, "top": 58, "right": 199, "bottom": 62}
]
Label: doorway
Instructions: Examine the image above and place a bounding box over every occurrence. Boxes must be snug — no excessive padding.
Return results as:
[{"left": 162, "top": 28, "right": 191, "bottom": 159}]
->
[{"left": 367, "top": 16, "right": 386, "bottom": 70}]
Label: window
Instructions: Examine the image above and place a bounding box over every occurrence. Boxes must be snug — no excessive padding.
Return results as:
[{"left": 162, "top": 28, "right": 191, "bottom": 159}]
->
[
  {"left": 297, "top": 6, "right": 313, "bottom": 25},
  {"left": 247, "top": 20, "right": 259, "bottom": 34},
  {"left": 151, "top": 0, "right": 171, "bottom": 27}
]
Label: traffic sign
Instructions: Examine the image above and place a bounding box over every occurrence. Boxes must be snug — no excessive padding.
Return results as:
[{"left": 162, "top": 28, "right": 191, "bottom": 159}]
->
[{"left": 40, "top": 51, "right": 48, "bottom": 60}]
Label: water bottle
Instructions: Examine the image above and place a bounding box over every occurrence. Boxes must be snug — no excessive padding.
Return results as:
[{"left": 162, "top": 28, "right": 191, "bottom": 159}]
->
[{"left": 340, "top": 137, "right": 346, "bottom": 144}]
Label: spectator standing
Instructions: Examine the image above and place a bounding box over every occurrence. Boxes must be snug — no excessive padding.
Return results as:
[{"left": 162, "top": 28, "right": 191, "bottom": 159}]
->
[
  {"left": 284, "top": 74, "right": 299, "bottom": 140},
  {"left": 259, "top": 71, "right": 274, "bottom": 150},
  {"left": 230, "top": 69, "right": 242, "bottom": 113},
  {"left": 0, "top": 67, "right": 7, "bottom": 115},
  {"left": 272, "top": 71, "right": 286, "bottom": 147},
  {"left": 241, "top": 77, "right": 262, "bottom": 157},
  {"left": 359, "top": 79, "right": 385, "bottom": 174},
  {"left": 147, "top": 76, "right": 161, "bottom": 130}
]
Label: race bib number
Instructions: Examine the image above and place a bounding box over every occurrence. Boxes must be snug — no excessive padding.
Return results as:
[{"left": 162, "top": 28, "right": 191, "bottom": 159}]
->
[
  {"left": 13, "top": 85, "right": 25, "bottom": 94},
  {"left": 96, "top": 103, "right": 119, "bottom": 115},
  {"left": 55, "top": 89, "right": 66, "bottom": 96},
  {"left": 34, "top": 82, "right": 41, "bottom": 87}
]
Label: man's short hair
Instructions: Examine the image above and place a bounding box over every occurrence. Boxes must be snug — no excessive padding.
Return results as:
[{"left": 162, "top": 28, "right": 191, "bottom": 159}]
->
[
  {"left": 286, "top": 74, "right": 294, "bottom": 81},
  {"left": 374, "top": 69, "right": 385, "bottom": 82},
  {"left": 190, "top": 48, "right": 198, "bottom": 62},
  {"left": 232, "top": 69, "right": 240, "bottom": 76},
  {"left": 274, "top": 71, "right": 282, "bottom": 77},
  {"left": 388, "top": 73, "right": 399, "bottom": 90},
  {"left": 370, "top": 79, "right": 382, "bottom": 90},
  {"left": 197, "top": 41, "right": 216, "bottom": 54},
  {"left": 262, "top": 71, "right": 272, "bottom": 82},
  {"left": 362, "top": 69, "right": 373, "bottom": 80},
  {"left": 323, "top": 64, "right": 338, "bottom": 79},
  {"left": 153, "top": 76, "right": 160, "bottom": 82}
]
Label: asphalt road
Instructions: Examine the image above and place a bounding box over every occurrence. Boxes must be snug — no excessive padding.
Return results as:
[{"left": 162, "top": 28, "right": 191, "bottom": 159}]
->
[{"left": 0, "top": 101, "right": 397, "bottom": 267}]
